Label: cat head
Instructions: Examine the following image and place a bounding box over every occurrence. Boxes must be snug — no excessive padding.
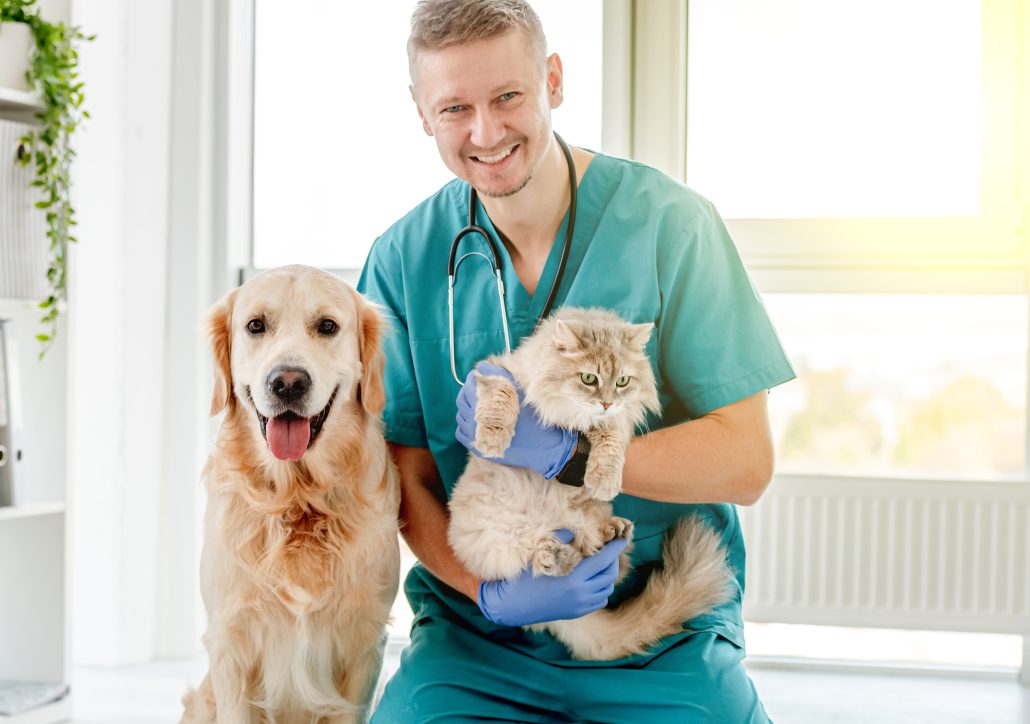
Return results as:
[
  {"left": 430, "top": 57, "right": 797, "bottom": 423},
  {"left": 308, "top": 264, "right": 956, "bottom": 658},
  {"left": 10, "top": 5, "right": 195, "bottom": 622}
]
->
[{"left": 525, "top": 307, "right": 661, "bottom": 431}]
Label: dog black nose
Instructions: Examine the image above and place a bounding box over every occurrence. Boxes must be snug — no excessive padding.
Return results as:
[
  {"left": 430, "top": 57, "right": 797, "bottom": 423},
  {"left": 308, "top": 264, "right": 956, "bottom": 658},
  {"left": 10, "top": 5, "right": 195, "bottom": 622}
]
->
[{"left": 267, "top": 366, "right": 311, "bottom": 403}]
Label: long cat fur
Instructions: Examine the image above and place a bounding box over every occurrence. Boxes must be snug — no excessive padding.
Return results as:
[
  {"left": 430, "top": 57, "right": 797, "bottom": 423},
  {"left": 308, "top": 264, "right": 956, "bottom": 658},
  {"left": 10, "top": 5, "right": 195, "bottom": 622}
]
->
[{"left": 448, "top": 307, "right": 734, "bottom": 660}]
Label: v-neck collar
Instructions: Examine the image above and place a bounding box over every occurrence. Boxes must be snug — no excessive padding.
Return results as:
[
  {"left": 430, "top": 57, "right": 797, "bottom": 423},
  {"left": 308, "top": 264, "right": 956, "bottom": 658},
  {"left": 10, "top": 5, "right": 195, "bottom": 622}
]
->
[{"left": 464, "top": 153, "right": 618, "bottom": 342}]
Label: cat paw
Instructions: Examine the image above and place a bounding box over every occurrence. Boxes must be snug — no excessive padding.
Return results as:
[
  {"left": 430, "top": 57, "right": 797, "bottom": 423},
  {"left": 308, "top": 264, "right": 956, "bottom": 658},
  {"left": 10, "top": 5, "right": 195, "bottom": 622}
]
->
[
  {"left": 531, "top": 536, "right": 583, "bottom": 577},
  {"left": 583, "top": 468, "right": 621, "bottom": 501},
  {"left": 474, "top": 426, "right": 515, "bottom": 459},
  {"left": 473, "top": 374, "right": 520, "bottom": 457},
  {"left": 602, "top": 516, "right": 634, "bottom": 543}
]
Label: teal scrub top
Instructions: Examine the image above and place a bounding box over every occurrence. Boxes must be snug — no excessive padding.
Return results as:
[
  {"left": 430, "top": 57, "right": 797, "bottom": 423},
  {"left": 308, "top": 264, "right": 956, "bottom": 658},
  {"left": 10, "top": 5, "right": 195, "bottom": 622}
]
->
[{"left": 357, "top": 152, "right": 795, "bottom": 667}]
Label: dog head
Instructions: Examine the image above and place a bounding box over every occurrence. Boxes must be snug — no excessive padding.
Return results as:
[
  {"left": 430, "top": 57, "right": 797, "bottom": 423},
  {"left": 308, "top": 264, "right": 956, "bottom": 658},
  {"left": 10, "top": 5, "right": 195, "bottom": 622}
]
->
[{"left": 206, "top": 265, "right": 384, "bottom": 462}]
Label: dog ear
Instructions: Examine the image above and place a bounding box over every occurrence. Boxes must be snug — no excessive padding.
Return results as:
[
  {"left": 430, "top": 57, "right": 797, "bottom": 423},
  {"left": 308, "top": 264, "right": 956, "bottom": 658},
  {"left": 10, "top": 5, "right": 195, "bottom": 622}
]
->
[
  {"left": 206, "top": 289, "right": 237, "bottom": 416},
  {"left": 355, "top": 293, "right": 386, "bottom": 417}
]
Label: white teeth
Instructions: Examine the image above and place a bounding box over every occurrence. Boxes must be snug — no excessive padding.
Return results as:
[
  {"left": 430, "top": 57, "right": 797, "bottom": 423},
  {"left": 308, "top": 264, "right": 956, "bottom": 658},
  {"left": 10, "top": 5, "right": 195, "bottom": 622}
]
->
[{"left": 476, "top": 146, "right": 515, "bottom": 164}]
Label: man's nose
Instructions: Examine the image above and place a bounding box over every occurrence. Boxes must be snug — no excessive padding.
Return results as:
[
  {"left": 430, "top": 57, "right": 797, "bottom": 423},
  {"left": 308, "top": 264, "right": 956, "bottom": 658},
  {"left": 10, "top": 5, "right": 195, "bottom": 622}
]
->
[{"left": 469, "top": 108, "right": 505, "bottom": 151}]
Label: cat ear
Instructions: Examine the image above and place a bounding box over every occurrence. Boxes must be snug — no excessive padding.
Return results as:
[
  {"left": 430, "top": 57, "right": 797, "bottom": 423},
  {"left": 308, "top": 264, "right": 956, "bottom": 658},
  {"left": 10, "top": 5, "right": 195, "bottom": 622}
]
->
[
  {"left": 626, "top": 322, "right": 655, "bottom": 350},
  {"left": 553, "top": 319, "right": 584, "bottom": 352}
]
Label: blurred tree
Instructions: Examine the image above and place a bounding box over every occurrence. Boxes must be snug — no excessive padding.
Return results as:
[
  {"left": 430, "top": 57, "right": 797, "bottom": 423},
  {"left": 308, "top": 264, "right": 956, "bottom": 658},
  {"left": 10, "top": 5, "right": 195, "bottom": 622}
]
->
[
  {"left": 894, "top": 375, "right": 1023, "bottom": 477},
  {"left": 779, "top": 367, "right": 885, "bottom": 473}
]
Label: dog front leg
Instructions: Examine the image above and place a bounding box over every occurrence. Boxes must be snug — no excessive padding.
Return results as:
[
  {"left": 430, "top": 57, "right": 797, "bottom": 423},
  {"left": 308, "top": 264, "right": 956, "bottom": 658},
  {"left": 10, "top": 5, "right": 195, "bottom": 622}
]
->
[
  {"left": 205, "top": 626, "right": 261, "bottom": 724},
  {"left": 329, "top": 634, "right": 387, "bottom": 723}
]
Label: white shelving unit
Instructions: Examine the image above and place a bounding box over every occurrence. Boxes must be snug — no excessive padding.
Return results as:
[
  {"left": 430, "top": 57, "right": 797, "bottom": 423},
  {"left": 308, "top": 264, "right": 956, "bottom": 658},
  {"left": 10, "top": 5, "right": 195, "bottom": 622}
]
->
[
  {"left": 0, "top": 77, "right": 70, "bottom": 724},
  {"left": 0, "top": 87, "right": 43, "bottom": 125},
  {"left": 0, "top": 298, "right": 69, "bottom": 724},
  {"left": 1, "top": 5, "right": 75, "bottom": 721}
]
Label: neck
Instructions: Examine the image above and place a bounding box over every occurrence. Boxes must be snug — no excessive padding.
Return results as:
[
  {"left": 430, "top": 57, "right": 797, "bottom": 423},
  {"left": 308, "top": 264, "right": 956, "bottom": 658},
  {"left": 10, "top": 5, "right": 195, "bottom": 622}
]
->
[{"left": 479, "top": 139, "right": 590, "bottom": 261}]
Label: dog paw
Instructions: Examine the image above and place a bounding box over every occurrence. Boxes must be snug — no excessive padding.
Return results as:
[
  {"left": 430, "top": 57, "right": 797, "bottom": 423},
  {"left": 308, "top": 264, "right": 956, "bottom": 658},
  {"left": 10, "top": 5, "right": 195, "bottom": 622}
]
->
[
  {"left": 532, "top": 536, "right": 583, "bottom": 577},
  {"left": 602, "top": 516, "right": 634, "bottom": 543}
]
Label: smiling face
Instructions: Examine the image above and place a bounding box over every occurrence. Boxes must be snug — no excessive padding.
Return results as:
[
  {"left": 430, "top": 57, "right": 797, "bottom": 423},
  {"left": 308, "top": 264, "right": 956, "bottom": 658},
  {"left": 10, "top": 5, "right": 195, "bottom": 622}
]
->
[
  {"left": 206, "top": 265, "right": 383, "bottom": 463},
  {"left": 410, "top": 29, "right": 563, "bottom": 198}
]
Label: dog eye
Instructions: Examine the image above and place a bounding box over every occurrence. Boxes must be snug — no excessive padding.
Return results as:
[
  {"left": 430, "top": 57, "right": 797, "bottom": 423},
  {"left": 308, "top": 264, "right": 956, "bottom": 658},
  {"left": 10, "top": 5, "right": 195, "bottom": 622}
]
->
[
  {"left": 318, "top": 319, "right": 338, "bottom": 335},
  {"left": 247, "top": 319, "right": 265, "bottom": 334}
]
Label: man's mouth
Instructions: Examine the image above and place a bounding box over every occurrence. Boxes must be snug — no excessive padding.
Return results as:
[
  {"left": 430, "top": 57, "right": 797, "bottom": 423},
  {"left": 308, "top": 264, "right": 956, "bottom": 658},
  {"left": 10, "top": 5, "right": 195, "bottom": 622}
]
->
[
  {"left": 471, "top": 144, "right": 518, "bottom": 164},
  {"left": 247, "top": 386, "right": 337, "bottom": 461}
]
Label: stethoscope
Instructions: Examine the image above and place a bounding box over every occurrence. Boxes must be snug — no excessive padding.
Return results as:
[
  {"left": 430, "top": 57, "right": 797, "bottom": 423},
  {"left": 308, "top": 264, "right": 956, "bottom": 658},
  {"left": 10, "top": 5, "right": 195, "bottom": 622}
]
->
[{"left": 447, "top": 132, "right": 578, "bottom": 385}]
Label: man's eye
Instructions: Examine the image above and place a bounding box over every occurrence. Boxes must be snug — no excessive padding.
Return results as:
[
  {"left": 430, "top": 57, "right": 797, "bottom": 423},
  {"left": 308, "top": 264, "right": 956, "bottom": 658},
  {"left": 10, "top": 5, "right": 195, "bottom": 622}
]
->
[
  {"left": 498, "top": 92, "right": 517, "bottom": 101},
  {"left": 247, "top": 319, "right": 265, "bottom": 334},
  {"left": 443, "top": 105, "right": 464, "bottom": 113}
]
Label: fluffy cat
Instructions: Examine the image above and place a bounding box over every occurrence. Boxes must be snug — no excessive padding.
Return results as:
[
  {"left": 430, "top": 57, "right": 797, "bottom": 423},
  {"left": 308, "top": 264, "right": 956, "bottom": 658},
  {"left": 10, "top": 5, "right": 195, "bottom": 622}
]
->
[{"left": 448, "top": 306, "right": 734, "bottom": 660}]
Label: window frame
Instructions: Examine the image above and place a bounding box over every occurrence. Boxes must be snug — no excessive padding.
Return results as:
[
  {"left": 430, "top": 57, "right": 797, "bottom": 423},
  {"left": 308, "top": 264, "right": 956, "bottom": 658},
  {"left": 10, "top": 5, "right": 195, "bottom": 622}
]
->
[{"left": 634, "top": 0, "right": 1029, "bottom": 293}]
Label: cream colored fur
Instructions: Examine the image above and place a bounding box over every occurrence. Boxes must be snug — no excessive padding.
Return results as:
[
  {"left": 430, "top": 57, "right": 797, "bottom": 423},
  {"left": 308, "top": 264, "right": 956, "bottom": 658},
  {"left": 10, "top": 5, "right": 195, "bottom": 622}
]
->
[
  {"left": 448, "top": 307, "right": 734, "bottom": 660},
  {"left": 180, "top": 265, "right": 400, "bottom": 724}
]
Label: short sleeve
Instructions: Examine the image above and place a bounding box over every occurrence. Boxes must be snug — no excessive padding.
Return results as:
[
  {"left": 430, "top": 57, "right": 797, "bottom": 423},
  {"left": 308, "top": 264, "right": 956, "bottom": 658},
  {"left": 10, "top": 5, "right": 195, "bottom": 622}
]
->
[
  {"left": 357, "top": 238, "right": 429, "bottom": 448},
  {"left": 656, "top": 200, "right": 795, "bottom": 418}
]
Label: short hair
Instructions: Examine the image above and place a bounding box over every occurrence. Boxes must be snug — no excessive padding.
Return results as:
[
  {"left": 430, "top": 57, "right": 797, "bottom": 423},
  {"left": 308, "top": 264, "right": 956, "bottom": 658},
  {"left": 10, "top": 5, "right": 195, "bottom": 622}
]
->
[{"left": 408, "top": 0, "right": 548, "bottom": 80}]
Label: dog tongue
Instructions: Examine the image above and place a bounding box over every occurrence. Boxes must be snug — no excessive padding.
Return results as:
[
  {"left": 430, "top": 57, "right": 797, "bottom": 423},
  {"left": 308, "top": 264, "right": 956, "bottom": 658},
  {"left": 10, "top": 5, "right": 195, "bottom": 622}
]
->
[{"left": 266, "top": 416, "right": 311, "bottom": 461}]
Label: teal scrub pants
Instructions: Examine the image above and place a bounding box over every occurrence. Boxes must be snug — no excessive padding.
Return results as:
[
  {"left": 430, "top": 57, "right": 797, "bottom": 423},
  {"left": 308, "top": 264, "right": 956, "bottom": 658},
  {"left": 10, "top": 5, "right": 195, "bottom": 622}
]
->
[{"left": 371, "top": 616, "right": 771, "bottom": 723}]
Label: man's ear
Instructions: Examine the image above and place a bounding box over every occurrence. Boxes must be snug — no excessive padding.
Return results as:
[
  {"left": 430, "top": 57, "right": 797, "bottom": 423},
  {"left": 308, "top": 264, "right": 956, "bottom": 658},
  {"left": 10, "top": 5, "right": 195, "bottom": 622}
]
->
[
  {"left": 206, "top": 289, "right": 238, "bottom": 416},
  {"left": 546, "top": 53, "right": 564, "bottom": 109},
  {"left": 411, "top": 84, "right": 434, "bottom": 136}
]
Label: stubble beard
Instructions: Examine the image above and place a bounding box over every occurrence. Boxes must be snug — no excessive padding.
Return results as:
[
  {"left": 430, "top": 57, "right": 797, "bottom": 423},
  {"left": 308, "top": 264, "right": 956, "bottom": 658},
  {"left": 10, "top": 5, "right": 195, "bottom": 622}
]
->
[{"left": 476, "top": 173, "right": 533, "bottom": 199}]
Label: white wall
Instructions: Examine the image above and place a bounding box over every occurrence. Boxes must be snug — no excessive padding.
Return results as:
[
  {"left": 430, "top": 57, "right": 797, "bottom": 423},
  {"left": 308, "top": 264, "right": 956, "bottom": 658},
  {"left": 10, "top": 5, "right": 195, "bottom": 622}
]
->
[
  {"left": 68, "top": 0, "right": 252, "bottom": 667},
  {"left": 68, "top": 0, "right": 174, "bottom": 666}
]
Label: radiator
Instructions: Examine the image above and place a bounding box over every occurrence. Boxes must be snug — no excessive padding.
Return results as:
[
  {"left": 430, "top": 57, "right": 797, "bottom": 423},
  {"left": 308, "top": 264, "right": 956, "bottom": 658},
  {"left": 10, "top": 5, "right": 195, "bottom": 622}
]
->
[
  {"left": 740, "top": 474, "right": 1030, "bottom": 635},
  {"left": 0, "top": 118, "right": 47, "bottom": 300}
]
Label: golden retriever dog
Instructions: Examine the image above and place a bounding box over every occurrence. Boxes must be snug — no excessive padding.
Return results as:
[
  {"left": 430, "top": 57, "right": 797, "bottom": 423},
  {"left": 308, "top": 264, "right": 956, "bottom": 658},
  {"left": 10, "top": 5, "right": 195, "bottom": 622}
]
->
[{"left": 181, "top": 265, "right": 400, "bottom": 724}]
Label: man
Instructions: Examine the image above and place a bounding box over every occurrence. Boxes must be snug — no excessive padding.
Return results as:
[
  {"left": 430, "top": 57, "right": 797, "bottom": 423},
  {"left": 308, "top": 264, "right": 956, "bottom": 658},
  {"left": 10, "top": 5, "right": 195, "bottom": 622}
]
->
[{"left": 358, "top": 1, "right": 794, "bottom": 720}]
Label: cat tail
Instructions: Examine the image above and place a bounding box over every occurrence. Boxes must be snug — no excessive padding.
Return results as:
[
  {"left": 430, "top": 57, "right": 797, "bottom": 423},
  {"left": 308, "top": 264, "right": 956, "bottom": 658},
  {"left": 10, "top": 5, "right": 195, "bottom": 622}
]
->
[{"left": 543, "top": 515, "right": 735, "bottom": 661}]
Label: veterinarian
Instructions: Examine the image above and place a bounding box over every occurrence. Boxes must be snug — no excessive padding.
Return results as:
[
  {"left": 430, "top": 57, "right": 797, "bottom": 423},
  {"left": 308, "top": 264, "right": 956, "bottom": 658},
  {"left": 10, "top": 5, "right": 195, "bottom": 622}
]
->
[{"left": 358, "top": 1, "right": 795, "bottom": 720}]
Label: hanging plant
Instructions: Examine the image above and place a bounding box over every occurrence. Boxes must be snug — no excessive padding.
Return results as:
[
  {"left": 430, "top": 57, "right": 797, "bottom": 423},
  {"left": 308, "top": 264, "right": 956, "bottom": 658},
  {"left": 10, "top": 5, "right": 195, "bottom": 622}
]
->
[{"left": 1, "top": 0, "right": 93, "bottom": 358}]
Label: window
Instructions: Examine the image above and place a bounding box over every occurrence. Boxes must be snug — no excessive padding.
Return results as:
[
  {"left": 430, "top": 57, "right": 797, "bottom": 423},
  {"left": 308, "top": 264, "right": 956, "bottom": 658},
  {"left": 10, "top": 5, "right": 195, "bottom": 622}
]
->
[
  {"left": 764, "top": 294, "right": 1027, "bottom": 480},
  {"left": 677, "top": 0, "right": 1030, "bottom": 669},
  {"left": 686, "top": 0, "right": 1021, "bottom": 264},
  {"left": 687, "top": 0, "right": 982, "bottom": 219},
  {"left": 684, "top": 0, "right": 1029, "bottom": 484},
  {"left": 252, "top": 1, "right": 603, "bottom": 271}
]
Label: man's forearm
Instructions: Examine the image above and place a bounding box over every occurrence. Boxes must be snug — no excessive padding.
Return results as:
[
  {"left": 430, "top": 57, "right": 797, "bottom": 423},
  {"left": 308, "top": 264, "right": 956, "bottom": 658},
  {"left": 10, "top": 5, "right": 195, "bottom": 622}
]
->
[
  {"left": 390, "top": 443, "right": 481, "bottom": 603},
  {"left": 621, "top": 391, "right": 774, "bottom": 506}
]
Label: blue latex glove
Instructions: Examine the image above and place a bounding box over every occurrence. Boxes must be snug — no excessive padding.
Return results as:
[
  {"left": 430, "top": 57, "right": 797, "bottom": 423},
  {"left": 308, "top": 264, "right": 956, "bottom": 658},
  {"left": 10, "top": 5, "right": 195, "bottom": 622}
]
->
[
  {"left": 477, "top": 531, "right": 629, "bottom": 626},
  {"left": 455, "top": 362, "right": 578, "bottom": 479}
]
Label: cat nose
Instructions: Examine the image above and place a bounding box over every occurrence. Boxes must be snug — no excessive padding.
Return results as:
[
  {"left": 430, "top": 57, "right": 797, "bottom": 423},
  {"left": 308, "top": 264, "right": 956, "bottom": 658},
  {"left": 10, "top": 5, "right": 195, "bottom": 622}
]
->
[{"left": 601, "top": 402, "right": 612, "bottom": 410}]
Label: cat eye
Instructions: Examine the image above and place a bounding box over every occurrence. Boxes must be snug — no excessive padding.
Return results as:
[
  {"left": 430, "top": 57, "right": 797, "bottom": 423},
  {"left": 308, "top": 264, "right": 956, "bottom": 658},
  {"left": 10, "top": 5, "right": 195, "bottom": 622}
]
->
[
  {"left": 615, "top": 376, "right": 631, "bottom": 387},
  {"left": 580, "top": 373, "right": 598, "bottom": 386}
]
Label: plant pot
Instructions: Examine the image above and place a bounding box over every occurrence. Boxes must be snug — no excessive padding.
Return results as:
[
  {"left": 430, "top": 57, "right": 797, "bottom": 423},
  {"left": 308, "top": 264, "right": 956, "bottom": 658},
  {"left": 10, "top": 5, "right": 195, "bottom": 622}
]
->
[
  {"left": 0, "top": 21, "right": 33, "bottom": 93},
  {"left": 0, "top": 118, "right": 48, "bottom": 301}
]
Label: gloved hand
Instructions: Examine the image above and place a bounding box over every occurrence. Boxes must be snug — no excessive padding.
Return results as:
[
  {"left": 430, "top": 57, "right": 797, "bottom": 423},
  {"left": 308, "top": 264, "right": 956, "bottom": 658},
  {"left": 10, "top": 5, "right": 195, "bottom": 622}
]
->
[
  {"left": 455, "top": 362, "right": 578, "bottom": 479},
  {"left": 477, "top": 531, "right": 629, "bottom": 626}
]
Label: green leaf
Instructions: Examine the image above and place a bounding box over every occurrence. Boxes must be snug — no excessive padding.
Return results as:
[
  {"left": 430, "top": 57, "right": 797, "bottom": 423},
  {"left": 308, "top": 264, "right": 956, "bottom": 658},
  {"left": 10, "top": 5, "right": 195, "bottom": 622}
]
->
[{"left": 36, "top": 334, "right": 50, "bottom": 343}]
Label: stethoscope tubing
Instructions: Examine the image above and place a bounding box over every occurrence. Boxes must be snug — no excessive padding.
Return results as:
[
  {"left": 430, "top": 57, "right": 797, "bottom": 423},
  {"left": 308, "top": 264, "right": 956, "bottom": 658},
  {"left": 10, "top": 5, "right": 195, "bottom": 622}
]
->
[{"left": 448, "top": 132, "right": 578, "bottom": 385}]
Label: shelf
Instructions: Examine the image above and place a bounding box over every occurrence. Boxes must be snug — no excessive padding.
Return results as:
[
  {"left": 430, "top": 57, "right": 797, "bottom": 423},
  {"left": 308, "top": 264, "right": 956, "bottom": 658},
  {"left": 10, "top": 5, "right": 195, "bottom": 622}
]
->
[
  {"left": 0, "top": 87, "right": 43, "bottom": 125},
  {"left": 0, "top": 696, "right": 71, "bottom": 724},
  {"left": 0, "top": 503, "right": 64, "bottom": 522}
]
